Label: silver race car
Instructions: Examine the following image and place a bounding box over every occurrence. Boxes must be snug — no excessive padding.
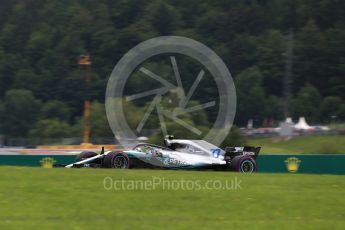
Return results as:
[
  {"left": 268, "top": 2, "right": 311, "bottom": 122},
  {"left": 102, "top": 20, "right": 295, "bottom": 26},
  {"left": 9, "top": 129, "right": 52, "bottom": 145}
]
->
[{"left": 62, "top": 136, "right": 260, "bottom": 173}]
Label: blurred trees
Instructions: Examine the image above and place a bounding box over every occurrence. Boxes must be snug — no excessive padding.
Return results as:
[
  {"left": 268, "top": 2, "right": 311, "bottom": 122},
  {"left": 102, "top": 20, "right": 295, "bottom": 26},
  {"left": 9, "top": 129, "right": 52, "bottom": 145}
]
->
[
  {"left": 0, "top": 0, "right": 344, "bottom": 139},
  {"left": 29, "top": 119, "right": 72, "bottom": 138},
  {"left": 337, "top": 105, "right": 345, "bottom": 121},
  {"left": 150, "top": 1, "right": 181, "bottom": 35},
  {"left": 290, "top": 84, "right": 322, "bottom": 123},
  {"left": 0, "top": 90, "right": 41, "bottom": 137},
  {"left": 41, "top": 100, "right": 71, "bottom": 121},
  {"left": 320, "top": 96, "right": 343, "bottom": 122},
  {"left": 71, "top": 101, "right": 113, "bottom": 138},
  {"left": 89, "top": 101, "right": 113, "bottom": 138},
  {"left": 235, "top": 67, "right": 266, "bottom": 125}
]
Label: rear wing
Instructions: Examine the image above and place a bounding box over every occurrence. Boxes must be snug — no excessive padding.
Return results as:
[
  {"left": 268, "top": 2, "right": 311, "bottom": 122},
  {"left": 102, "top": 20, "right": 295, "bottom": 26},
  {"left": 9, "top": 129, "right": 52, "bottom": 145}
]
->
[
  {"left": 243, "top": 146, "right": 261, "bottom": 156},
  {"left": 225, "top": 146, "right": 261, "bottom": 158}
]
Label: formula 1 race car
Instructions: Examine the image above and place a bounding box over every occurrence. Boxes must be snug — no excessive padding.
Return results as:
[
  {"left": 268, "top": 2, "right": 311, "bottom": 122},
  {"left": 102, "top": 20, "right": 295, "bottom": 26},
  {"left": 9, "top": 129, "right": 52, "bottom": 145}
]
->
[{"left": 62, "top": 136, "right": 261, "bottom": 173}]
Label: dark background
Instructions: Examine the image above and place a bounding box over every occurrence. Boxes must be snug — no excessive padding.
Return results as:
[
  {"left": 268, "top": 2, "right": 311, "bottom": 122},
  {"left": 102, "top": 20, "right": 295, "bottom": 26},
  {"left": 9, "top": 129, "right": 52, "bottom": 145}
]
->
[{"left": 0, "top": 0, "right": 344, "bottom": 140}]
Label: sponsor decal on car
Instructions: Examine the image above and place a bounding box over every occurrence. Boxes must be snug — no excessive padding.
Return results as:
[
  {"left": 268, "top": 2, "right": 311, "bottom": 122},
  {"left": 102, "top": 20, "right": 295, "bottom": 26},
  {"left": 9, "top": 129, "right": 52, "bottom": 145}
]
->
[
  {"left": 211, "top": 148, "right": 221, "bottom": 158},
  {"left": 157, "top": 156, "right": 188, "bottom": 166}
]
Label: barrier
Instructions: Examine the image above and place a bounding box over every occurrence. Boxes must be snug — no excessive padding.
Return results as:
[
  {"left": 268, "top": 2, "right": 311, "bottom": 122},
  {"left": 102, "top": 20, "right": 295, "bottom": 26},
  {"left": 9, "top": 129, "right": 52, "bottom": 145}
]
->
[
  {"left": 257, "top": 154, "right": 345, "bottom": 174},
  {"left": 0, "top": 155, "right": 74, "bottom": 168},
  {"left": 0, "top": 154, "right": 344, "bottom": 174}
]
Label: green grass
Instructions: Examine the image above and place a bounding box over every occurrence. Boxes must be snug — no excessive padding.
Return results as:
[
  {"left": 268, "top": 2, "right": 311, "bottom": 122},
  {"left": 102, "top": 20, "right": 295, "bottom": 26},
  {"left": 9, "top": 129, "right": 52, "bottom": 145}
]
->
[
  {"left": 248, "top": 135, "right": 345, "bottom": 154},
  {"left": 0, "top": 167, "right": 344, "bottom": 229}
]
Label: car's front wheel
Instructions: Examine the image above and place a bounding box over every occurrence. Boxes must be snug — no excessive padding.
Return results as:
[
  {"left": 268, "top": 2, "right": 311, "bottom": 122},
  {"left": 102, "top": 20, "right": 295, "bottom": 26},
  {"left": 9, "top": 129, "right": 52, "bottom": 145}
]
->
[{"left": 102, "top": 152, "right": 130, "bottom": 169}]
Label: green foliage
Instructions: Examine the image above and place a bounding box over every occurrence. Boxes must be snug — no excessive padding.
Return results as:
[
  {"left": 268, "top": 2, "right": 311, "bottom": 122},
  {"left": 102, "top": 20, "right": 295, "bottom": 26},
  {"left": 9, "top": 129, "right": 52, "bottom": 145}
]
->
[
  {"left": 264, "top": 95, "right": 284, "bottom": 121},
  {"left": 89, "top": 101, "right": 113, "bottom": 138},
  {"left": 149, "top": 1, "right": 181, "bottom": 35},
  {"left": 0, "top": 0, "right": 345, "bottom": 138},
  {"left": 290, "top": 84, "right": 322, "bottom": 123},
  {"left": 72, "top": 101, "right": 113, "bottom": 138},
  {"left": 29, "top": 119, "right": 72, "bottom": 138},
  {"left": 123, "top": 100, "right": 147, "bottom": 130},
  {"left": 235, "top": 66, "right": 266, "bottom": 125},
  {"left": 41, "top": 100, "right": 71, "bottom": 121},
  {"left": 320, "top": 96, "right": 343, "bottom": 122},
  {"left": 0, "top": 90, "right": 41, "bottom": 137},
  {"left": 146, "top": 91, "right": 212, "bottom": 144},
  {"left": 0, "top": 100, "right": 3, "bottom": 134},
  {"left": 295, "top": 20, "right": 328, "bottom": 95},
  {"left": 186, "top": 101, "right": 210, "bottom": 127},
  {"left": 13, "top": 69, "right": 41, "bottom": 92},
  {"left": 337, "top": 104, "right": 345, "bottom": 121},
  {"left": 257, "top": 30, "right": 286, "bottom": 95}
]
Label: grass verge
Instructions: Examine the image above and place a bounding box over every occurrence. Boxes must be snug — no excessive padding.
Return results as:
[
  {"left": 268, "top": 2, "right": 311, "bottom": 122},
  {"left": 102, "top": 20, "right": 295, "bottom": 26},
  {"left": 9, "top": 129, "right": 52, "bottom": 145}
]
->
[
  {"left": 248, "top": 135, "right": 345, "bottom": 154},
  {"left": 0, "top": 167, "right": 344, "bottom": 229}
]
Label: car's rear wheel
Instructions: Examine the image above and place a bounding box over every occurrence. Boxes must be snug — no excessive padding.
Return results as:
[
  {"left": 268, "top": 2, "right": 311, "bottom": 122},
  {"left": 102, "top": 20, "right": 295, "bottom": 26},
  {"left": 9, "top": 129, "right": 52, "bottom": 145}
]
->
[
  {"left": 102, "top": 152, "right": 130, "bottom": 169},
  {"left": 231, "top": 156, "right": 256, "bottom": 173},
  {"left": 75, "top": 151, "right": 97, "bottom": 162}
]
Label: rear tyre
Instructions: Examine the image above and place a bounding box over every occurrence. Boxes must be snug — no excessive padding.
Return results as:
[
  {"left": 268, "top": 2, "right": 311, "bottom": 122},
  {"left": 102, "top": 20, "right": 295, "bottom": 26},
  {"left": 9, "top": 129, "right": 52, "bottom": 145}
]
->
[
  {"left": 231, "top": 156, "right": 256, "bottom": 173},
  {"left": 102, "top": 152, "right": 130, "bottom": 169},
  {"left": 75, "top": 151, "right": 97, "bottom": 162}
]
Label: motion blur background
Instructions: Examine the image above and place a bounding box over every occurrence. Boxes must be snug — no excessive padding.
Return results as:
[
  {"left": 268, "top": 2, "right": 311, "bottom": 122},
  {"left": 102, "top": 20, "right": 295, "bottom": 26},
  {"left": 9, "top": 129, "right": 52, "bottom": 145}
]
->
[{"left": 0, "top": 0, "right": 344, "bottom": 153}]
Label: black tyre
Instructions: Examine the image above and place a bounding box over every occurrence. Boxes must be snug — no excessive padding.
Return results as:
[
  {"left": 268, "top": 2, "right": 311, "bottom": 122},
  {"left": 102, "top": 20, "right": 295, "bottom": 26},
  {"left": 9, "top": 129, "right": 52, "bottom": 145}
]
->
[
  {"left": 75, "top": 151, "right": 97, "bottom": 162},
  {"left": 231, "top": 155, "right": 256, "bottom": 173},
  {"left": 102, "top": 152, "right": 130, "bottom": 169}
]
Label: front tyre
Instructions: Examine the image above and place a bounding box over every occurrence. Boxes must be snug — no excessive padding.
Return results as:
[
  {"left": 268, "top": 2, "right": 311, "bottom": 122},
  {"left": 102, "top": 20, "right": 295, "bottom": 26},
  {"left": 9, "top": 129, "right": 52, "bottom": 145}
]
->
[
  {"left": 102, "top": 152, "right": 130, "bottom": 169},
  {"left": 231, "top": 156, "right": 256, "bottom": 173}
]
